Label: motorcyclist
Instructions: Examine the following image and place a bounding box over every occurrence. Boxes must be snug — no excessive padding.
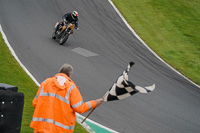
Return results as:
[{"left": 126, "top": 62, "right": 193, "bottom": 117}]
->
[{"left": 55, "top": 11, "right": 79, "bottom": 34}]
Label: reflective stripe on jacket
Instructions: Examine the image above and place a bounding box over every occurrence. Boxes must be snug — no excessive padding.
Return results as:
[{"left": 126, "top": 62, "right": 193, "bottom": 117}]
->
[{"left": 30, "top": 73, "right": 97, "bottom": 133}]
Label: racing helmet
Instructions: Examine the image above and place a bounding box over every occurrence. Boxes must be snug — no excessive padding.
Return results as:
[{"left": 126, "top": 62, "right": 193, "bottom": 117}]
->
[{"left": 71, "top": 11, "right": 78, "bottom": 20}]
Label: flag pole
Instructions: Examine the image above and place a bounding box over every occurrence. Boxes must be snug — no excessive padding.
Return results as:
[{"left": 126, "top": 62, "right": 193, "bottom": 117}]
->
[
  {"left": 81, "top": 95, "right": 106, "bottom": 123},
  {"left": 81, "top": 108, "right": 96, "bottom": 123}
]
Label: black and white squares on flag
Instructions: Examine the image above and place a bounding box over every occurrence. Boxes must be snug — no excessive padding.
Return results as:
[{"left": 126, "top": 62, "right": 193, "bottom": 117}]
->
[{"left": 103, "top": 62, "right": 155, "bottom": 102}]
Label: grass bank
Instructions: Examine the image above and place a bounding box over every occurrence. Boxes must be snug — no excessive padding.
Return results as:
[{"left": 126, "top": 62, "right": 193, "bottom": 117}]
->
[
  {"left": 112, "top": 0, "right": 200, "bottom": 85},
  {"left": 0, "top": 33, "right": 88, "bottom": 132}
]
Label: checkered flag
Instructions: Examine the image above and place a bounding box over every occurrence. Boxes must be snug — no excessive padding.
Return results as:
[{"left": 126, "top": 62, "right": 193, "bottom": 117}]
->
[
  {"left": 81, "top": 62, "right": 155, "bottom": 123},
  {"left": 103, "top": 62, "right": 155, "bottom": 102}
]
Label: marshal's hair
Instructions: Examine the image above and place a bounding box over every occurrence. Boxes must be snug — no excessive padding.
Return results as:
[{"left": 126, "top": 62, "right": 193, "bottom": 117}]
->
[{"left": 59, "top": 63, "right": 73, "bottom": 77}]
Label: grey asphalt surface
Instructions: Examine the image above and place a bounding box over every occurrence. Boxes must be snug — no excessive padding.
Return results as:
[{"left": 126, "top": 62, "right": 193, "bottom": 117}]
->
[{"left": 1, "top": 0, "right": 200, "bottom": 133}]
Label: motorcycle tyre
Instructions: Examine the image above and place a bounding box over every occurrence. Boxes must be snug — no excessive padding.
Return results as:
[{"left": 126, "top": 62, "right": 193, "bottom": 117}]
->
[
  {"left": 52, "top": 32, "right": 56, "bottom": 39},
  {"left": 59, "top": 32, "right": 69, "bottom": 45}
]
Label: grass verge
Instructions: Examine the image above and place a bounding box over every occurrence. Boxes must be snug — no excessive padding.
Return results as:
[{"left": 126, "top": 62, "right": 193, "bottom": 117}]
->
[
  {"left": 0, "top": 33, "right": 88, "bottom": 132},
  {"left": 112, "top": 0, "right": 200, "bottom": 85}
]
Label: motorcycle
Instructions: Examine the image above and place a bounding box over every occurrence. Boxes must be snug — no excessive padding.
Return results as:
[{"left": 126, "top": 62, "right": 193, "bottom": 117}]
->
[{"left": 52, "top": 21, "right": 76, "bottom": 45}]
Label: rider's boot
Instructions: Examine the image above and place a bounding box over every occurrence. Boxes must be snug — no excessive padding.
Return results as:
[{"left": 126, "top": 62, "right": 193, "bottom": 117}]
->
[{"left": 69, "top": 30, "right": 73, "bottom": 34}]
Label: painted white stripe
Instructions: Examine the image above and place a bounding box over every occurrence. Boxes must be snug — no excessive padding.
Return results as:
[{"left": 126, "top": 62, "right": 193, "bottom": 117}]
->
[
  {"left": 76, "top": 113, "right": 119, "bottom": 133},
  {"left": 108, "top": 0, "right": 200, "bottom": 88},
  {"left": 0, "top": 25, "right": 40, "bottom": 87},
  {"left": 76, "top": 114, "right": 96, "bottom": 133},
  {"left": 71, "top": 47, "right": 98, "bottom": 57}
]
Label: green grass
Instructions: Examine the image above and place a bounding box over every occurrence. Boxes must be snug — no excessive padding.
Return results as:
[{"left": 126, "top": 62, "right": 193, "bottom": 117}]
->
[
  {"left": 112, "top": 0, "right": 200, "bottom": 85},
  {"left": 0, "top": 33, "right": 88, "bottom": 132}
]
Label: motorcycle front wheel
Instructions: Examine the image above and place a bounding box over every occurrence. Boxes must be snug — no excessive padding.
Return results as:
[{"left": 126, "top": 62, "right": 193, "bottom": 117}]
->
[
  {"left": 52, "top": 32, "right": 56, "bottom": 39},
  {"left": 59, "top": 32, "right": 69, "bottom": 45}
]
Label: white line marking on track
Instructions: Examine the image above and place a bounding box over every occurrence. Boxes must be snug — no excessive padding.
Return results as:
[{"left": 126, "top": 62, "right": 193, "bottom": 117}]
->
[
  {"left": 0, "top": 24, "right": 40, "bottom": 86},
  {"left": 108, "top": 0, "right": 200, "bottom": 88},
  {"left": 76, "top": 113, "right": 119, "bottom": 133},
  {"left": 71, "top": 47, "right": 98, "bottom": 57}
]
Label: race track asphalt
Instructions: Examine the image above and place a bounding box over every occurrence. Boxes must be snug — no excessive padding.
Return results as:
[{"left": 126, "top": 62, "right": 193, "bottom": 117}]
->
[{"left": 0, "top": 0, "right": 200, "bottom": 133}]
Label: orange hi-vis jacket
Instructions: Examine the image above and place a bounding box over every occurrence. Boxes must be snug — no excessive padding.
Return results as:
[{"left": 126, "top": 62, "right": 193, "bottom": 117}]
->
[{"left": 30, "top": 73, "right": 97, "bottom": 133}]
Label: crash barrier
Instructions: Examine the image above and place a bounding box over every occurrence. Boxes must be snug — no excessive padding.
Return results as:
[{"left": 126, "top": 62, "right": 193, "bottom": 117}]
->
[{"left": 0, "top": 83, "right": 24, "bottom": 133}]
